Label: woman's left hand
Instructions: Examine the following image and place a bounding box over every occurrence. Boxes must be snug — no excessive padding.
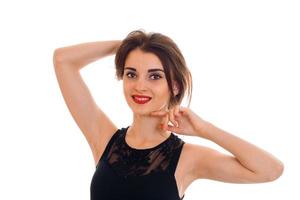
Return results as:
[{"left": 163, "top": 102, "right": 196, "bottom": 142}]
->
[{"left": 149, "top": 105, "right": 208, "bottom": 137}]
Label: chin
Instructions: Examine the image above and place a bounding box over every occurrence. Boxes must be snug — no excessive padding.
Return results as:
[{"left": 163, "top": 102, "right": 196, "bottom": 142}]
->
[{"left": 130, "top": 104, "right": 157, "bottom": 116}]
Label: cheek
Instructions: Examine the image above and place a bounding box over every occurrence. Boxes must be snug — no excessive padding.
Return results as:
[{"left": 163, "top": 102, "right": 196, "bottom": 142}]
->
[
  {"left": 154, "top": 86, "right": 170, "bottom": 98},
  {"left": 123, "top": 80, "right": 170, "bottom": 96},
  {"left": 122, "top": 83, "right": 129, "bottom": 97},
  {"left": 123, "top": 81, "right": 132, "bottom": 91}
]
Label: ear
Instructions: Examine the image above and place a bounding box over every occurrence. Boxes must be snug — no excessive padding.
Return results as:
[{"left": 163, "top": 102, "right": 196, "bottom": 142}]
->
[{"left": 172, "top": 81, "right": 179, "bottom": 96}]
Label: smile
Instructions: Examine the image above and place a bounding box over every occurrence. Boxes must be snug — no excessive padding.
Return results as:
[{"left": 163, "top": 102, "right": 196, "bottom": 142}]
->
[{"left": 132, "top": 95, "right": 152, "bottom": 104}]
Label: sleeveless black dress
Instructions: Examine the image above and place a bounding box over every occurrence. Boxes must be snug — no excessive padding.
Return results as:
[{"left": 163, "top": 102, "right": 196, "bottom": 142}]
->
[{"left": 90, "top": 126, "right": 186, "bottom": 200}]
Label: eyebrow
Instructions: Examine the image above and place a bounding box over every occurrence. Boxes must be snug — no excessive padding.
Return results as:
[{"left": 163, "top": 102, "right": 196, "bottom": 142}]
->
[{"left": 124, "top": 67, "right": 165, "bottom": 73}]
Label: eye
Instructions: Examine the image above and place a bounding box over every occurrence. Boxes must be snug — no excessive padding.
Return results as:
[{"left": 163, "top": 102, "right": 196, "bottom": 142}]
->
[
  {"left": 150, "top": 73, "right": 162, "bottom": 80},
  {"left": 125, "top": 72, "right": 162, "bottom": 80},
  {"left": 125, "top": 72, "right": 136, "bottom": 78}
]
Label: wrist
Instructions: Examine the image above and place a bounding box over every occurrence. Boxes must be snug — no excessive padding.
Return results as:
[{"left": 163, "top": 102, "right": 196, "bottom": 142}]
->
[
  {"left": 112, "top": 40, "right": 122, "bottom": 54},
  {"left": 196, "top": 120, "right": 212, "bottom": 140}
]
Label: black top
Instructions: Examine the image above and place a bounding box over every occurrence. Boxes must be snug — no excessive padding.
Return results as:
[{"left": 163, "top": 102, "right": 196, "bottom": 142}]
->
[{"left": 90, "top": 126, "right": 186, "bottom": 200}]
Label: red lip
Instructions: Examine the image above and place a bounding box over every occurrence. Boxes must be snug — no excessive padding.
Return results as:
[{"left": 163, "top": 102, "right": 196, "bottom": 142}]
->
[{"left": 132, "top": 95, "right": 152, "bottom": 104}]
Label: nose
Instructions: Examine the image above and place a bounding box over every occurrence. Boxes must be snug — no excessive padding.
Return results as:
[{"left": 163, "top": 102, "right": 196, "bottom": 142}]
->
[{"left": 134, "top": 77, "right": 148, "bottom": 91}]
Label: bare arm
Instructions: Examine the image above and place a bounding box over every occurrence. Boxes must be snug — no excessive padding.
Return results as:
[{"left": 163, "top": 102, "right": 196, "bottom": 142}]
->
[
  {"left": 53, "top": 40, "right": 122, "bottom": 165},
  {"left": 193, "top": 122, "right": 284, "bottom": 183},
  {"left": 53, "top": 40, "right": 121, "bottom": 70}
]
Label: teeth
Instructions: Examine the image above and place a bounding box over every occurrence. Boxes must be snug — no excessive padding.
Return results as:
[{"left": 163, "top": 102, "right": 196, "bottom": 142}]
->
[
  {"left": 133, "top": 96, "right": 150, "bottom": 101},
  {"left": 136, "top": 97, "right": 149, "bottom": 101}
]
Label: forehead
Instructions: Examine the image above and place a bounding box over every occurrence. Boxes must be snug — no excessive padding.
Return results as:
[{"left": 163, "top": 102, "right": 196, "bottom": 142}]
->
[{"left": 124, "top": 48, "right": 163, "bottom": 70}]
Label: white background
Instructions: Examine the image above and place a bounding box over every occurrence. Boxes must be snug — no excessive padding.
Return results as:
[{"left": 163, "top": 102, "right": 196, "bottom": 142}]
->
[{"left": 0, "top": 0, "right": 299, "bottom": 199}]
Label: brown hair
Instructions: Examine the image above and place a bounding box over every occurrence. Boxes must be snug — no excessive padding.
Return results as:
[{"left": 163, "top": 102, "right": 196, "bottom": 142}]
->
[{"left": 115, "top": 29, "right": 193, "bottom": 109}]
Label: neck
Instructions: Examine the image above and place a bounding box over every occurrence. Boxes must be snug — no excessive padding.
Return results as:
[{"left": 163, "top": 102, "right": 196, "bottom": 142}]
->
[{"left": 128, "top": 112, "right": 171, "bottom": 142}]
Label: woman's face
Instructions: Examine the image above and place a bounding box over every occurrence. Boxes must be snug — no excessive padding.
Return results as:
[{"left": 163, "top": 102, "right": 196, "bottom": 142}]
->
[{"left": 123, "top": 48, "right": 171, "bottom": 115}]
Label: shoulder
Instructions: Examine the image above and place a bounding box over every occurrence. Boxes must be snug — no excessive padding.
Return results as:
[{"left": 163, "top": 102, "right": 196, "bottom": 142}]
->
[
  {"left": 179, "top": 141, "right": 214, "bottom": 180},
  {"left": 170, "top": 133, "right": 185, "bottom": 148},
  {"left": 93, "top": 127, "right": 124, "bottom": 166}
]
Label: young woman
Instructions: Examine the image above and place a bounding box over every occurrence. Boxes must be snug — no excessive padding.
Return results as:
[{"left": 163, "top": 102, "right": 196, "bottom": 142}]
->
[{"left": 53, "top": 30, "right": 284, "bottom": 200}]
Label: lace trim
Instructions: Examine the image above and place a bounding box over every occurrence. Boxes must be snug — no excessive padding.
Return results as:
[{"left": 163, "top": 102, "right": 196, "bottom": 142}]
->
[{"left": 105, "top": 127, "right": 184, "bottom": 178}]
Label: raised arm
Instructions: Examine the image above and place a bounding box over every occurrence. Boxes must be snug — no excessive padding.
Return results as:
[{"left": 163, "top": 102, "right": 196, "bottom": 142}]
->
[
  {"left": 53, "top": 40, "right": 121, "bottom": 166},
  {"left": 53, "top": 40, "right": 121, "bottom": 70}
]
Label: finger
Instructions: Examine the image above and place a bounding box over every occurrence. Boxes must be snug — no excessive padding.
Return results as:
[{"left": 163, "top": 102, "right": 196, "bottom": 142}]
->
[
  {"left": 169, "top": 108, "right": 178, "bottom": 127},
  {"left": 162, "top": 113, "right": 169, "bottom": 131},
  {"left": 167, "top": 124, "right": 177, "bottom": 132},
  {"left": 150, "top": 110, "right": 168, "bottom": 115},
  {"left": 179, "top": 106, "right": 187, "bottom": 116},
  {"left": 150, "top": 110, "right": 168, "bottom": 116},
  {"left": 174, "top": 105, "right": 181, "bottom": 117}
]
